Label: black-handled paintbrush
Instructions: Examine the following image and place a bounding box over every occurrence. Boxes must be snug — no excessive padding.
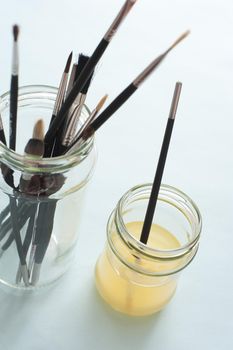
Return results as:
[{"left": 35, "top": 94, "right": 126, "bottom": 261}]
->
[
  {"left": 66, "top": 94, "right": 108, "bottom": 154},
  {"left": 66, "top": 31, "right": 189, "bottom": 153},
  {"left": 140, "top": 82, "right": 182, "bottom": 244},
  {"left": 44, "top": 0, "right": 138, "bottom": 156},
  {"left": 52, "top": 54, "right": 94, "bottom": 156},
  {"left": 30, "top": 200, "right": 57, "bottom": 285},
  {"left": 48, "top": 52, "right": 73, "bottom": 129},
  {"left": 9, "top": 196, "right": 29, "bottom": 286},
  {"left": 9, "top": 25, "right": 19, "bottom": 151}
]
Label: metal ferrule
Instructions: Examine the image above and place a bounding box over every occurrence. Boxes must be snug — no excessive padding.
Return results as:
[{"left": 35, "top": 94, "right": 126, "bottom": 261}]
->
[
  {"left": 168, "top": 82, "right": 182, "bottom": 119},
  {"left": 133, "top": 54, "right": 165, "bottom": 87},
  {"left": 12, "top": 41, "right": 19, "bottom": 76},
  {"left": 66, "top": 64, "right": 77, "bottom": 97},
  {"left": 53, "top": 73, "right": 68, "bottom": 116},
  {"left": 71, "top": 106, "right": 98, "bottom": 146},
  {"left": 104, "top": 0, "right": 137, "bottom": 42},
  {"left": 62, "top": 94, "right": 86, "bottom": 145},
  {"left": 0, "top": 115, "right": 3, "bottom": 130},
  {"left": 15, "top": 265, "right": 21, "bottom": 284},
  {"left": 21, "top": 264, "right": 29, "bottom": 286},
  {"left": 31, "top": 262, "right": 41, "bottom": 286}
]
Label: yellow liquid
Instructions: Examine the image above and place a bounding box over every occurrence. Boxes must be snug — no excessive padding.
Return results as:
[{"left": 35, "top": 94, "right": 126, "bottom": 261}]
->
[{"left": 95, "top": 222, "right": 181, "bottom": 316}]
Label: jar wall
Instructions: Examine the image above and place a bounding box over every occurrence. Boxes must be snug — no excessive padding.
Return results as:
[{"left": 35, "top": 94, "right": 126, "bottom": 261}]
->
[
  {"left": 0, "top": 86, "right": 96, "bottom": 289},
  {"left": 95, "top": 184, "right": 201, "bottom": 316}
]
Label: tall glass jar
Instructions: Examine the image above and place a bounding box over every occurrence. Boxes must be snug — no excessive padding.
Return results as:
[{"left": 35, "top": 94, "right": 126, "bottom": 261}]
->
[
  {"left": 0, "top": 85, "right": 96, "bottom": 290},
  {"left": 95, "top": 184, "right": 202, "bottom": 316}
]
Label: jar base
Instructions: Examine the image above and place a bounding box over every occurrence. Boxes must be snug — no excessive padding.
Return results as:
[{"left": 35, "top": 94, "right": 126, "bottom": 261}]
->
[{"left": 95, "top": 262, "right": 177, "bottom": 317}]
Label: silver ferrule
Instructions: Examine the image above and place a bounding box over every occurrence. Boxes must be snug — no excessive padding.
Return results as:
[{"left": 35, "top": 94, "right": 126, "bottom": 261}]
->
[
  {"left": 104, "top": 0, "right": 137, "bottom": 42},
  {"left": 66, "top": 64, "right": 77, "bottom": 97},
  {"left": 15, "top": 264, "right": 22, "bottom": 284},
  {"left": 12, "top": 41, "right": 19, "bottom": 76},
  {"left": 0, "top": 115, "right": 3, "bottom": 130},
  {"left": 28, "top": 244, "right": 37, "bottom": 275},
  {"left": 72, "top": 106, "right": 97, "bottom": 143},
  {"left": 21, "top": 264, "right": 29, "bottom": 286},
  {"left": 169, "top": 82, "right": 182, "bottom": 120},
  {"left": 31, "top": 263, "right": 41, "bottom": 286},
  {"left": 133, "top": 54, "right": 165, "bottom": 87},
  {"left": 62, "top": 94, "right": 86, "bottom": 145},
  {"left": 53, "top": 73, "right": 68, "bottom": 116},
  {"left": 67, "top": 138, "right": 83, "bottom": 155}
]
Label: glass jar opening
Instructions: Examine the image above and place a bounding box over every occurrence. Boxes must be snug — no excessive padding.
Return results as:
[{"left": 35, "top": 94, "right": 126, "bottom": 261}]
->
[
  {"left": 0, "top": 85, "right": 94, "bottom": 174},
  {"left": 112, "top": 184, "right": 202, "bottom": 260}
]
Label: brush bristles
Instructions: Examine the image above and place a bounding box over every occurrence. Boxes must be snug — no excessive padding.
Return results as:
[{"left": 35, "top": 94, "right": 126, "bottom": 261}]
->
[
  {"left": 96, "top": 94, "right": 108, "bottom": 112},
  {"left": 65, "top": 52, "right": 73, "bottom": 74},
  {"left": 33, "top": 119, "right": 45, "bottom": 140},
  {"left": 24, "top": 139, "right": 44, "bottom": 157},
  {"left": 13, "top": 25, "right": 19, "bottom": 41},
  {"left": 168, "top": 30, "right": 190, "bottom": 53}
]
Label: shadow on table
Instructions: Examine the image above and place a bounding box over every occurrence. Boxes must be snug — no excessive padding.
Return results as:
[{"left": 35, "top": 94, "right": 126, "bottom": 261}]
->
[{"left": 74, "top": 277, "right": 167, "bottom": 349}]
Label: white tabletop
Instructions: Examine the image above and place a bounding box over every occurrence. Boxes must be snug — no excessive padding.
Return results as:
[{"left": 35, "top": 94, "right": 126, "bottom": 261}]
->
[{"left": 0, "top": 0, "right": 232, "bottom": 349}]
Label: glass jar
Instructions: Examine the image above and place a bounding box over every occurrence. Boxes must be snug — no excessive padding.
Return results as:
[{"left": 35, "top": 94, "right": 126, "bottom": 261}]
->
[
  {"left": 0, "top": 85, "right": 96, "bottom": 290},
  {"left": 95, "top": 184, "right": 202, "bottom": 316}
]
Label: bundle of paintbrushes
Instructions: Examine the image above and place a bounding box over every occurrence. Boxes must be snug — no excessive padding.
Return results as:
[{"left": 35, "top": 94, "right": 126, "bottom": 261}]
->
[{"left": 0, "top": 0, "right": 190, "bottom": 287}]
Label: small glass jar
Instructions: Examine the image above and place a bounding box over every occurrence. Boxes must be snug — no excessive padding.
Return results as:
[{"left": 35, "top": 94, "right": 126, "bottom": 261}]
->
[
  {"left": 0, "top": 85, "right": 96, "bottom": 290},
  {"left": 95, "top": 184, "right": 202, "bottom": 316}
]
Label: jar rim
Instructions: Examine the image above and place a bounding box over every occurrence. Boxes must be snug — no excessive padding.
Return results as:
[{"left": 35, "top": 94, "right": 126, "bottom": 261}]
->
[
  {"left": 112, "top": 183, "right": 202, "bottom": 260},
  {"left": 0, "top": 85, "right": 94, "bottom": 173}
]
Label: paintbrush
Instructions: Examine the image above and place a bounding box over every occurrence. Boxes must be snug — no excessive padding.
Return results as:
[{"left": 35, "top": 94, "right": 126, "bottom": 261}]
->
[
  {"left": 140, "top": 82, "right": 182, "bottom": 244},
  {"left": 66, "top": 31, "right": 189, "bottom": 152},
  {"left": 66, "top": 94, "right": 108, "bottom": 154},
  {"left": 57, "top": 54, "right": 94, "bottom": 153},
  {"left": 30, "top": 199, "right": 57, "bottom": 285},
  {"left": 52, "top": 54, "right": 94, "bottom": 156},
  {"left": 19, "top": 119, "right": 44, "bottom": 193},
  {"left": 9, "top": 196, "right": 29, "bottom": 286},
  {"left": 9, "top": 25, "right": 19, "bottom": 151},
  {"left": 19, "top": 120, "right": 45, "bottom": 280},
  {"left": 66, "top": 58, "right": 79, "bottom": 97},
  {"left": 48, "top": 52, "right": 72, "bottom": 130},
  {"left": 44, "top": 0, "right": 138, "bottom": 156}
]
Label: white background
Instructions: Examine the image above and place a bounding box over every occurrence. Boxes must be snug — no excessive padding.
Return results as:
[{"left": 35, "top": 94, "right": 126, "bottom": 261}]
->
[{"left": 0, "top": 0, "right": 233, "bottom": 349}]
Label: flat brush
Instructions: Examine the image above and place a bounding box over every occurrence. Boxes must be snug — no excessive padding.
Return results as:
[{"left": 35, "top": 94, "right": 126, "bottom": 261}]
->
[
  {"left": 66, "top": 31, "right": 189, "bottom": 152},
  {"left": 9, "top": 25, "right": 19, "bottom": 151},
  {"left": 49, "top": 52, "right": 73, "bottom": 128},
  {"left": 140, "top": 82, "right": 182, "bottom": 244},
  {"left": 44, "top": 0, "right": 138, "bottom": 156},
  {"left": 67, "top": 94, "right": 108, "bottom": 154}
]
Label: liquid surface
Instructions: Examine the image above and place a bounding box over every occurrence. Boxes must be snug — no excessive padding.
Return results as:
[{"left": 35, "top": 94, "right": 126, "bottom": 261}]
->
[{"left": 95, "top": 222, "right": 181, "bottom": 316}]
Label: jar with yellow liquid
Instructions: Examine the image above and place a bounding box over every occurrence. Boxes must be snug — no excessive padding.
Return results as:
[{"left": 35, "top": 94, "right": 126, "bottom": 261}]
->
[{"left": 95, "top": 184, "right": 202, "bottom": 316}]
